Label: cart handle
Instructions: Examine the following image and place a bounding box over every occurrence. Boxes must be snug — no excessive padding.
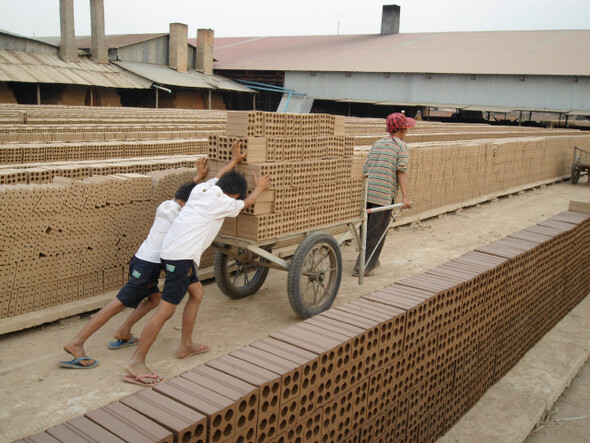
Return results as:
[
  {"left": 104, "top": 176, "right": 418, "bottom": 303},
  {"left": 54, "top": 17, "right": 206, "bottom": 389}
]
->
[{"left": 366, "top": 202, "right": 406, "bottom": 214}]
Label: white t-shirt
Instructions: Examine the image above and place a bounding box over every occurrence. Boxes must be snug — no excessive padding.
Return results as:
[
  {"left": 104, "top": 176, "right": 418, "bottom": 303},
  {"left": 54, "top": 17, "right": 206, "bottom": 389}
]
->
[
  {"left": 135, "top": 200, "right": 182, "bottom": 263},
  {"left": 160, "top": 178, "right": 245, "bottom": 267}
]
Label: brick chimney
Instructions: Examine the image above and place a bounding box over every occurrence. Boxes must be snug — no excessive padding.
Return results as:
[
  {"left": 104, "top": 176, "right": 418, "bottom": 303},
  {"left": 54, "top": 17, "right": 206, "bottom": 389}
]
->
[
  {"left": 381, "top": 4, "right": 400, "bottom": 35},
  {"left": 169, "top": 23, "right": 188, "bottom": 72},
  {"left": 196, "top": 29, "right": 214, "bottom": 76},
  {"left": 59, "top": 0, "right": 78, "bottom": 62},
  {"left": 90, "top": 0, "right": 108, "bottom": 63}
]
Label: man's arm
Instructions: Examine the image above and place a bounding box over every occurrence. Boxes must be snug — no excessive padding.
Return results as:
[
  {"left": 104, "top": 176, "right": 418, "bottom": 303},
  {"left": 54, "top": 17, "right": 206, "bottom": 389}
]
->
[
  {"left": 193, "top": 157, "right": 209, "bottom": 184},
  {"left": 243, "top": 174, "right": 271, "bottom": 209},
  {"left": 216, "top": 139, "right": 247, "bottom": 179},
  {"left": 397, "top": 170, "right": 411, "bottom": 209}
]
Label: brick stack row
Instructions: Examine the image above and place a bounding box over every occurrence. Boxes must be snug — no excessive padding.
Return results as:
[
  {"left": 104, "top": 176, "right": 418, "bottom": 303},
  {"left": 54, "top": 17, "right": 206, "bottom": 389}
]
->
[
  {"left": 21, "top": 203, "right": 589, "bottom": 442},
  {"left": 0, "top": 167, "right": 210, "bottom": 319},
  {"left": 0, "top": 155, "right": 203, "bottom": 185},
  {"left": 208, "top": 111, "right": 363, "bottom": 241},
  {"left": 0, "top": 139, "right": 210, "bottom": 165}
]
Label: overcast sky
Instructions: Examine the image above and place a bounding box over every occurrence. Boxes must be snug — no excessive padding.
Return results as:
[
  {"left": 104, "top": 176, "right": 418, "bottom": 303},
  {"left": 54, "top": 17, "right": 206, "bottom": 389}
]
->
[{"left": 1, "top": 0, "right": 590, "bottom": 38}]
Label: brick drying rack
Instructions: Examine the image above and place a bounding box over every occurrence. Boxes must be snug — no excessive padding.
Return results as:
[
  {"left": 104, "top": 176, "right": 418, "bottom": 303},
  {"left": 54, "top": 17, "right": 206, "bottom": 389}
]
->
[{"left": 19, "top": 201, "right": 590, "bottom": 443}]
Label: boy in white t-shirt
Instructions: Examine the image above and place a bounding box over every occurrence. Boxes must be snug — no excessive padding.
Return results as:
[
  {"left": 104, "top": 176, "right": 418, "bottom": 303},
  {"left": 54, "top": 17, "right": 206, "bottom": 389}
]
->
[
  {"left": 124, "top": 141, "right": 270, "bottom": 386},
  {"left": 59, "top": 159, "right": 208, "bottom": 369}
]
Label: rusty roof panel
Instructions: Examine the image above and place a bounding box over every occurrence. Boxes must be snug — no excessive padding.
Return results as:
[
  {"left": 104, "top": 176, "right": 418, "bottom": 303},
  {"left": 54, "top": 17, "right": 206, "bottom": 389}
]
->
[
  {"left": 210, "top": 30, "right": 590, "bottom": 76},
  {"left": 113, "top": 60, "right": 253, "bottom": 92},
  {"left": 0, "top": 49, "right": 151, "bottom": 88}
]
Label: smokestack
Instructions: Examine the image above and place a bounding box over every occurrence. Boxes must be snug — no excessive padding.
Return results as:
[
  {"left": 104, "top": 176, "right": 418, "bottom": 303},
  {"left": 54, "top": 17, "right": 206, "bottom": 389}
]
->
[
  {"left": 169, "top": 23, "right": 188, "bottom": 72},
  {"left": 196, "top": 29, "right": 214, "bottom": 76},
  {"left": 381, "top": 4, "right": 400, "bottom": 35},
  {"left": 59, "top": 0, "right": 78, "bottom": 62},
  {"left": 90, "top": 0, "right": 108, "bottom": 63}
]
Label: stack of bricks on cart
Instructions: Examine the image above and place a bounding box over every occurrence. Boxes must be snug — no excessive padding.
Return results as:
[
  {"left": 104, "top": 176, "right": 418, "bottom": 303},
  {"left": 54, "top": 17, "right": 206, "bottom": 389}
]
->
[
  {"left": 0, "top": 165, "right": 222, "bottom": 319},
  {"left": 20, "top": 202, "right": 590, "bottom": 443},
  {"left": 209, "top": 111, "right": 361, "bottom": 241}
]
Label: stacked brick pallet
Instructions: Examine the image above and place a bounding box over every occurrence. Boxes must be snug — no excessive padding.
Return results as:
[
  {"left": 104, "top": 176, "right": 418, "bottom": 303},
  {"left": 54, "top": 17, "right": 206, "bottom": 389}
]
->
[
  {"left": 20, "top": 204, "right": 590, "bottom": 443},
  {"left": 209, "top": 111, "right": 362, "bottom": 241},
  {"left": 0, "top": 166, "right": 214, "bottom": 319}
]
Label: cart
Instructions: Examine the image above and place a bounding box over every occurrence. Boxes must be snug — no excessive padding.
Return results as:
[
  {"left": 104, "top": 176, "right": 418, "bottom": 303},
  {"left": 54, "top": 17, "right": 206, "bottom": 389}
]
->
[
  {"left": 571, "top": 146, "right": 590, "bottom": 184},
  {"left": 211, "top": 192, "right": 406, "bottom": 318}
]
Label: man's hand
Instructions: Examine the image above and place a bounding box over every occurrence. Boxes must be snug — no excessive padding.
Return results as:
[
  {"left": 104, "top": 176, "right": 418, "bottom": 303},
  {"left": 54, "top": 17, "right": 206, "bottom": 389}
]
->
[
  {"left": 242, "top": 174, "right": 271, "bottom": 209},
  {"left": 231, "top": 139, "right": 247, "bottom": 164},
  {"left": 195, "top": 157, "right": 209, "bottom": 182},
  {"left": 402, "top": 196, "right": 412, "bottom": 209},
  {"left": 254, "top": 173, "right": 271, "bottom": 191}
]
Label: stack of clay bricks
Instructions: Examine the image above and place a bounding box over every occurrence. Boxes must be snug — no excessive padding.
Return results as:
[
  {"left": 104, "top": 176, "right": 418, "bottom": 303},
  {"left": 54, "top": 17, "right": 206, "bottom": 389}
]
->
[
  {"left": 357, "top": 133, "right": 590, "bottom": 220},
  {"left": 0, "top": 166, "right": 205, "bottom": 320},
  {"left": 0, "top": 155, "right": 202, "bottom": 185},
  {"left": 22, "top": 202, "right": 589, "bottom": 443},
  {"left": 207, "top": 111, "right": 361, "bottom": 241}
]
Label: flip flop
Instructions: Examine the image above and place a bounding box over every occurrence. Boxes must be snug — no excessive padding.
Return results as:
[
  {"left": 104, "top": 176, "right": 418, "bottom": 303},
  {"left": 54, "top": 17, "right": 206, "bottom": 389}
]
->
[
  {"left": 58, "top": 356, "right": 99, "bottom": 369},
  {"left": 178, "top": 343, "right": 210, "bottom": 359},
  {"left": 123, "top": 374, "right": 162, "bottom": 387},
  {"left": 108, "top": 336, "right": 139, "bottom": 350}
]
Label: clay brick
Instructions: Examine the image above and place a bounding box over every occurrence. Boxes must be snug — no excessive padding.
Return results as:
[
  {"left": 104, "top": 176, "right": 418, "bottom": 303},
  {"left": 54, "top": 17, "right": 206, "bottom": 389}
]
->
[
  {"left": 181, "top": 366, "right": 258, "bottom": 433},
  {"left": 205, "top": 354, "right": 281, "bottom": 440},
  {"left": 120, "top": 389, "right": 207, "bottom": 443},
  {"left": 249, "top": 337, "right": 320, "bottom": 401},
  {"left": 12, "top": 432, "right": 61, "bottom": 443},
  {"left": 84, "top": 401, "right": 173, "bottom": 443},
  {"left": 46, "top": 416, "right": 124, "bottom": 442},
  {"left": 229, "top": 346, "right": 301, "bottom": 405},
  {"left": 154, "top": 377, "right": 236, "bottom": 442}
]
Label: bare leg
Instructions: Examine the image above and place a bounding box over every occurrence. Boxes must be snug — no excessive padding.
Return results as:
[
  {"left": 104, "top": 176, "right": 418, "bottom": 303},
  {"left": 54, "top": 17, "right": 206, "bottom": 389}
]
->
[
  {"left": 177, "top": 282, "right": 209, "bottom": 358},
  {"left": 63, "top": 298, "right": 125, "bottom": 366},
  {"left": 125, "top": 299, "right": 177, "bottom": 382},
  {"left": 113, "top": 292, "right": 161, "bottom": 341}
]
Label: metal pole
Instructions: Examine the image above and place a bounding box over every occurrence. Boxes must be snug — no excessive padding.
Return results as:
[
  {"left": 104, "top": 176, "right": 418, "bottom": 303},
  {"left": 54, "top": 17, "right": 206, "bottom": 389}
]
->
[
  {"left": 208, "top": 90, "right": 212, "bottom": 110},
  {"left": 359, "top": 177, "right": 369, "bottom": 285},
  {"left": 36, "top": 83, "right": 41, "bottom": 105},
  {"left": 155, "top": 88, "right": 158, "bottom": 109}
]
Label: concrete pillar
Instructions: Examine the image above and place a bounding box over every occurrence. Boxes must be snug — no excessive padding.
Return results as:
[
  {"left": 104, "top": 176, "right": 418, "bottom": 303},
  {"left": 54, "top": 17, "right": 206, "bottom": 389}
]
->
[
  {"left": 169, "top": 23, "right": 188, "bottom": 72},
  {"left": 59, "top": 0, "right": 78, "bottom": 62},
  {"left": 196, "top": 29, "right": 214, "bottom": 76},
  {"left": 381, "top": 4, "right": 400, "bottom": 35},
  {"left": 90, "top": 0, "right": 108, "bottom": 63}
]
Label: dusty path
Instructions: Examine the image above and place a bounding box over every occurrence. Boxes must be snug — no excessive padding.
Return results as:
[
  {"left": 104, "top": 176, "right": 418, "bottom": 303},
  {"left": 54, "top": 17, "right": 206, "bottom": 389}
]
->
[{"left": 0, "top": 178, "right": 588, "bottom": 442}]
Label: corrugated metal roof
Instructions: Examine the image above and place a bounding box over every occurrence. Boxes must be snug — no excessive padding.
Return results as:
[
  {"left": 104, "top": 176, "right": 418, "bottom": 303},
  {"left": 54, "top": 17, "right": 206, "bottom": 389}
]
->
[
  {"left": 0, "top": 49, "right": 151, "bottom": 88},
  {"left": 210, "top": 30, "right": 590, "bottom": 76},
  {"left": 112, "top": 60, "right": 253, "bottom": 92},
  {"left": 37, "top": 33, "right": 174, "bottom": 49}
]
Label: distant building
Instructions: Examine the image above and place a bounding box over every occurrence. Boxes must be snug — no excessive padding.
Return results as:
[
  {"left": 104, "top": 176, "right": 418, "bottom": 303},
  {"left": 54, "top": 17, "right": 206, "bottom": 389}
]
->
[
  {"left": 0, "top": 0, "right": 252, "bottom": 109},
  {"left": 208, "top": 5, "right": 590, "bottom": 123}
]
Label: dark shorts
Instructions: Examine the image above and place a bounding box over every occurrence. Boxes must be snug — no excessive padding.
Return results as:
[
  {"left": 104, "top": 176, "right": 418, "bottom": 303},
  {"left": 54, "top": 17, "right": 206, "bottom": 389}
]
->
[
  {"left": 116, "top": 256, "right": 162, "bottom": 308},
  {"left": 160, "top": 258, "right": 199, "bottom": 305}
]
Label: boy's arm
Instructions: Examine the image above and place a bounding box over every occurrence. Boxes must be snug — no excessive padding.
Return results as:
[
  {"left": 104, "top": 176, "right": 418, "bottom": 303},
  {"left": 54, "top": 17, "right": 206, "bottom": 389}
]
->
[
  {"left": 216, "top": 139, "right": 247, "bottom": 179},
  {"left": 243, "top": 174, "right": 271, "bottom": 209},
  {"left": 193, "top": 157, "right": 209, "bottom": 184}
]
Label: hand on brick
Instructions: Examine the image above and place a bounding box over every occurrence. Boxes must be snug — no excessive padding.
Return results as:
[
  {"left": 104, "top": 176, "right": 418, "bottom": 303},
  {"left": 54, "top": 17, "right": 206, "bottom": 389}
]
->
[
  {"left": 231, "top": 139, "right": 247, "bottom": 164},
  {"left": 254, "top": 173, "right": 271, "bottom": 191},
  {"left": 194, "top": 157, "right": 209, "bottom": 183}
]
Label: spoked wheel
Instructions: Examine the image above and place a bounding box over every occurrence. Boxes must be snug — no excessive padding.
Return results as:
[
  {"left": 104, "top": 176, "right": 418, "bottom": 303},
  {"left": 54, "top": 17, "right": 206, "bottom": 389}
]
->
[
  {"left": 287, "top": 232, "right": 342, "bottom": 318},
  {"left": 570, "top": 163, "right": 581, "bottom": 184},
  {"left": 214, "top": 245, "right": 270, "bottom": 299}
]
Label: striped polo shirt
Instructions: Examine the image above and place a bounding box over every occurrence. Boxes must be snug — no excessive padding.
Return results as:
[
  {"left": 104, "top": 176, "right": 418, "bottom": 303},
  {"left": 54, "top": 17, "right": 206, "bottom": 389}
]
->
[{"left": 363, "top": 136, "right": 409, "bottom": 206}]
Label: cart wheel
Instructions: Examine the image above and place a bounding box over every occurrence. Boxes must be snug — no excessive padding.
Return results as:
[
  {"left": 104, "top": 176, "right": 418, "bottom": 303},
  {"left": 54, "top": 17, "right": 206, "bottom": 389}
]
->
[
  {"left": 571, "top": 163, "right": 581, "bottom": 184},
  {"left": 287, "top": 232, "right": 342, "bottom": 319},
  {"left": 214, "top": 246, "right": 270, "bottom": 299}
]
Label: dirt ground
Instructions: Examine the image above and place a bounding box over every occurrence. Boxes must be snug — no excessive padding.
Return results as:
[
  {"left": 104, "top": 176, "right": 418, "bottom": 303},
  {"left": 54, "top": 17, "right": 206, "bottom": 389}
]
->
[{"left": 0, "top": 178, "right": 588, "bottom": 442}]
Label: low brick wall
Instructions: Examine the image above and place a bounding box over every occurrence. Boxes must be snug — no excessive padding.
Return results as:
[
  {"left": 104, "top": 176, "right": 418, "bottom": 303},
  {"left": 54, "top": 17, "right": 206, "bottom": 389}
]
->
[{"left": 19, "top": 206, "right": 590, "bottom": 443}]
